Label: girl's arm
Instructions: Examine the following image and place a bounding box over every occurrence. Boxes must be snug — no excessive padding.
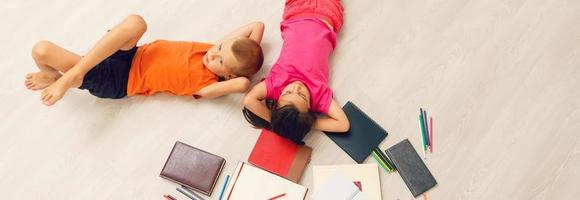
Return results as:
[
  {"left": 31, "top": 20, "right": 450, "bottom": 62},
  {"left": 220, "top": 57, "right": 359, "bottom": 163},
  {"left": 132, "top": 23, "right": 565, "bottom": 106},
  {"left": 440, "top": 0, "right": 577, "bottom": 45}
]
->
[
  {"left": 194, "top": 77, "right": 251, "bottom": 99},
  {"left": 313, "top": 99, "right": 350, "bottom": 132},
  {"left": 243, "top": 81, "right": 271, "bottom": 121},
  {"left": 217, "top": 21, "right": 265, "bottom": 44}
]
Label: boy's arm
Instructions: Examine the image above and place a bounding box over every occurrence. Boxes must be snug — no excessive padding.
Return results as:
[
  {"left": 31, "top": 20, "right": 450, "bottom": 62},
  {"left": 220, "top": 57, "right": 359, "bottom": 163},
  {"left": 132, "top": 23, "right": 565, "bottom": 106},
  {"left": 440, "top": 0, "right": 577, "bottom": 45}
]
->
[
  {"left": 313, "top": 99, "right": 350, "bottom": 133},
  {"left": 217, "top": 21, "right": 265, "bottom": 44},
  {"left": 243, "top": 81, "right": 271, "bottom": 121},
  {"left": 194, "top": 77, "right": 251, "bottom": 99}
]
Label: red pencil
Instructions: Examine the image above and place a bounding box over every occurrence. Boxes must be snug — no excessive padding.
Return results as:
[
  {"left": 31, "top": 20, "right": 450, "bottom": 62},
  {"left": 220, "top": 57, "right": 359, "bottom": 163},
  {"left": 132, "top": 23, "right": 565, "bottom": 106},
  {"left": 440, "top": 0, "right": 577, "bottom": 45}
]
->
[
  {"left": 268, "top": 193, "right": 287, "bottom": 200},
  {"left": 429, "top": 117, "right": 433, "bottom": 153},
  {"left": 163, "top": 194, "right": 176, "bottom": 200}
]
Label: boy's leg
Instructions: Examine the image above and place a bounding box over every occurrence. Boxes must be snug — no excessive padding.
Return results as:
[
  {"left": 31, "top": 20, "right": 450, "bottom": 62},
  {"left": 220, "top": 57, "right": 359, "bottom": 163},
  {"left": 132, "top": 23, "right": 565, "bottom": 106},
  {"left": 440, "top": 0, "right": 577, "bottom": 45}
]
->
[
  {"left": 40, "top": 14, "right": 147, "bottom": 106},
  {"left": 25, "top": 40, "right": 81, "bottom": 90}
]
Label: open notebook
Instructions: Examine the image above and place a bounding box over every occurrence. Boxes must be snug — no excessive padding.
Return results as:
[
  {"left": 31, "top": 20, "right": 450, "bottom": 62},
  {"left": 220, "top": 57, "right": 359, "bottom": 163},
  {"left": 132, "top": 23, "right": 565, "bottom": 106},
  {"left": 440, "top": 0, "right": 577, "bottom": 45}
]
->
[
  {"left": 312, "top": 164, "right": 381, "bottom": 200},
  {"left": 224, "top": 162, "right": 308, "bottom": 200}
]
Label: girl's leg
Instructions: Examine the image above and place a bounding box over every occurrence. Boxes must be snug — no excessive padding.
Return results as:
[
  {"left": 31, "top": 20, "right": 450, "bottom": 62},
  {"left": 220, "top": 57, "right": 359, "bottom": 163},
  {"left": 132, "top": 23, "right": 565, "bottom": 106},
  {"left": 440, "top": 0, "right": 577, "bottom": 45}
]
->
[
  {"left": 25, "top": 41, "right": 82, "bottom": 90},
  {"left": 40, "top": 14, "right": 147, "bottom": 106}
]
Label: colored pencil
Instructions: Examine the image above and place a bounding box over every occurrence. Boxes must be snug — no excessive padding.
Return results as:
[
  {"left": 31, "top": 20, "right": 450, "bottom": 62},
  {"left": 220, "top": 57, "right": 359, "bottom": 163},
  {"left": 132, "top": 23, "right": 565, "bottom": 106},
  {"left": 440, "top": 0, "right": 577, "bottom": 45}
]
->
[
  {"left": 181, "top": 186, "right": 205, "bottom": 200},
  {"left": 374, "top": 148, "right": 395, "bottom": 171},
  {"left": 218, "top": 175, "right": 230, "bottom": 200},
  {"left": 371, "top": 151, "right": 391, "bottom": 173},
  {"left": 423, "top": 109, "right": 429, "bottom": 147},
  {"left": 419, "top": 115, "right": 427, "bottom": 159},
  {"left": 177, "top": 187, "right": 197, "bottom": 200},
  {"left": 429, "top": 117, "right": 433, "bottom": 153}
]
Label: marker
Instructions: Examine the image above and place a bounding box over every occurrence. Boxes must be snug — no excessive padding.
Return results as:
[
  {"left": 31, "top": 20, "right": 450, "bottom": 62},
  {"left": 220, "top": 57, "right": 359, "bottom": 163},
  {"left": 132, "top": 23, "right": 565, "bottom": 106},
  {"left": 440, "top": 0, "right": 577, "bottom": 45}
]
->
[
  {"left": 268, "top": 193, "right": 286, "bottom": 200},
  {"left": 218, "top": 175, "right": 230, "bottom": 200}
]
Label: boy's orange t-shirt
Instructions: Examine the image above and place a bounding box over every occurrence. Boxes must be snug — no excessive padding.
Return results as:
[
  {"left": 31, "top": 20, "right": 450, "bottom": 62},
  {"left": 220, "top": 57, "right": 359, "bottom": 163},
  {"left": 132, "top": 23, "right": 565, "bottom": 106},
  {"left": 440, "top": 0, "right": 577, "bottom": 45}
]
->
[{"left": 127, "top": 40, "right": 218, "bottom": 96}]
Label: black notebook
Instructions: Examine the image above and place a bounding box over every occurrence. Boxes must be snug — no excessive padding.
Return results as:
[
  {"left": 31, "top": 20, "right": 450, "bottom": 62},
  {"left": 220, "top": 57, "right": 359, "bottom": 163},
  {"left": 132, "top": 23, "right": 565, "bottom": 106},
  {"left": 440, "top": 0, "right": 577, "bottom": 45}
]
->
[
  {"left": 385, "top": 139, "right": 437, "bottom": 197},
  {"left": 324, "top": 101, "right": 388, "bottom": 163}
]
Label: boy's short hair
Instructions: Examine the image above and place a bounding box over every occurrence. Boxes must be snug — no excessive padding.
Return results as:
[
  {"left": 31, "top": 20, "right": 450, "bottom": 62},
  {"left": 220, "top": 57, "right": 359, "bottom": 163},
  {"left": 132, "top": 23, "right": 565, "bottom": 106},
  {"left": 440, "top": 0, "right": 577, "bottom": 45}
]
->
[
  {"left": 270, "top": 104, "right": 315, "bottom": 144},
  {"left": 231, "top": 38, "right": 263, "bottom": 77}
]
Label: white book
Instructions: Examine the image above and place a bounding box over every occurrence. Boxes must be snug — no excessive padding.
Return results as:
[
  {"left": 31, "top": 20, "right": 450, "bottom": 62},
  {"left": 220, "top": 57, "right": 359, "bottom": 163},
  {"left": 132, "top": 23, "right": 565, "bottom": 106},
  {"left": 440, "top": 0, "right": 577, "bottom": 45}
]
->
[
  {"left": 312, "top": 164, "right": 381, "bottom": 200},
  {"left": 223, "top": 162, "right": 308, "bottom": 200}
]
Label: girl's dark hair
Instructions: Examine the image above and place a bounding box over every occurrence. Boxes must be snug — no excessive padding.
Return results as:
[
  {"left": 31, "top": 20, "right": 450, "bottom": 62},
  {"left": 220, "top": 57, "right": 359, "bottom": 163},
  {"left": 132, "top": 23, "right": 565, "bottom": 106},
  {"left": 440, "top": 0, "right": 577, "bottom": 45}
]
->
[
  {"left": 242, "top": 100, "right": 314, "bottom": 144},
  {"left": 270, "top": 104, "right": 315, "bottom": 144}
]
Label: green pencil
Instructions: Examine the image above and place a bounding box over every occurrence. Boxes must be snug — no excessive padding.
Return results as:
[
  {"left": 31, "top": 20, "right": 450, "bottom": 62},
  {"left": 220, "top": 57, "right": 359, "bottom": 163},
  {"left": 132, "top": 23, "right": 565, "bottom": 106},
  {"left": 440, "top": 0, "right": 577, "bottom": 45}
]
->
[
  {"left": 419, "top": 114, "right": 427, "bottom": 159},
  {"left": 372, "top": 149, "right": 392, "bottom": 172},
  {"left": 371, "top": 151, "right": 391, "bottom": 173}
]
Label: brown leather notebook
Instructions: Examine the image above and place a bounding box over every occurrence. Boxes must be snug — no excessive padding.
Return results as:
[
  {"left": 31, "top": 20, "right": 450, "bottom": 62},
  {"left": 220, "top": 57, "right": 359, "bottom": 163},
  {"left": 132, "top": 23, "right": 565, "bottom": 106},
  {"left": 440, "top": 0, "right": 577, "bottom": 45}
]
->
[{"left": 160, "top": 141, "right": 225, "bottom": 196}]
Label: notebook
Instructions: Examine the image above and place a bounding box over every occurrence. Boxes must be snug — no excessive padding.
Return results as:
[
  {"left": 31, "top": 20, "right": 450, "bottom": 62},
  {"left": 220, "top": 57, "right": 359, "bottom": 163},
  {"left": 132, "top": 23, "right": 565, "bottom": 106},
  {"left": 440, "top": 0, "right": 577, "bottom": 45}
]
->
[
  {"left": 224, "top": 162, "right": 308, "bottom": 200},
  {"left": 324, "top": 101, "right": 388, "bottom": 163},
  {"left": 385, "top": 139, "right": 437, "bottom": 197},
  {"left": 248, "top": 129, "right": 312, "bottom": 183},
  {"left": 312, "top": 164, "right": 381, "bottom": 200},
  {"left": 160, "top": 141, "right": 225, "bottom": 196},
  {"left": 312, "top": 172, "right": 369, "bottom": 200}
]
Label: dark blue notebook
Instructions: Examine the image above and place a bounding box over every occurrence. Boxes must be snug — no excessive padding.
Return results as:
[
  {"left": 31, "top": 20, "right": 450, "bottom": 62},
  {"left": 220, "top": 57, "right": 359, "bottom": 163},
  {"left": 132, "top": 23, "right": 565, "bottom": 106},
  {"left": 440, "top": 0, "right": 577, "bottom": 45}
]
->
[{"left": 324, "top": 101, "right": 388, "bottom": 163}]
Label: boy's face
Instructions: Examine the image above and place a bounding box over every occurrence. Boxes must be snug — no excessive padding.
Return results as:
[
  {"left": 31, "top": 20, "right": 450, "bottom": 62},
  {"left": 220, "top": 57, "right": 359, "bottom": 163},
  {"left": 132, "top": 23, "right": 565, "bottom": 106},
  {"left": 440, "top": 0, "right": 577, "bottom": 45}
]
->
[
  {"left": 203, "top": 38, "right": 241, "bottom": 80},
  {"left": 278, "top": 81, "right": 311, "bottom": 112}
]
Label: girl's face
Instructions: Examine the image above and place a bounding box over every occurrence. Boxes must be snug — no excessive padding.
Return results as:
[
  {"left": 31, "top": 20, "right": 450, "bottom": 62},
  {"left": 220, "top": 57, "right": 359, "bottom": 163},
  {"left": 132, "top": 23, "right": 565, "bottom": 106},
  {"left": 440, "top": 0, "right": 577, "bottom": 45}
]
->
[{"left": 278, "top": 81, "right": 311, "bottom": 112}]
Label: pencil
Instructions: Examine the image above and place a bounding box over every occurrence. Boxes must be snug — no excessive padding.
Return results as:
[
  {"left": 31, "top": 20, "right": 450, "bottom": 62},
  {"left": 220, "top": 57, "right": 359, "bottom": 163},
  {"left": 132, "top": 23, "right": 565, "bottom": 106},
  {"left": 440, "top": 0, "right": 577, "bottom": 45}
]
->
[
  {"left": 218, "top": 175, "right": 230, "bottom": 200},
  {"left": 374, "top": 148, "right": 395, "bottom": 171},
  {"left": 371, "top": 151, "right": 389, "bottom": 173},
  {"left": 423, "top": 109, "right": 429, "bottom": 147},
  {"left": 429, "top": 117, "right": 433, "bottom": 153},
  {"left": 181, "top": 186, "right": 205, "bottom": 200},
  {"left": 177, "top": 187, "right": 197, "bottom": 200},
  {"left": 419, "top": 115, "right": 427, "bottom": 159}
]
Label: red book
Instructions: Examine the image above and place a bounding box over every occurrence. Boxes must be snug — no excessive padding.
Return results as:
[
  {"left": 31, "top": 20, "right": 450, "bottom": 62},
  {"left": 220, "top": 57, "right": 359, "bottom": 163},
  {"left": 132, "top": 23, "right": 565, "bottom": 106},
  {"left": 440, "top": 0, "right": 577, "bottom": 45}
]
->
[{"left": 248, "top": 129, "right": 312, "bottom": 183}]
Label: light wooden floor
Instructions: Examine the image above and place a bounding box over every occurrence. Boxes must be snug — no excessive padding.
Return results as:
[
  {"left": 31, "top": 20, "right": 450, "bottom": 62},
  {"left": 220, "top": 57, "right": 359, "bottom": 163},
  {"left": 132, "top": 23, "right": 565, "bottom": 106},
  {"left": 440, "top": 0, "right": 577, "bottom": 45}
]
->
[{"left": 1, "top": 0, "right": 579, "bottom": 199}]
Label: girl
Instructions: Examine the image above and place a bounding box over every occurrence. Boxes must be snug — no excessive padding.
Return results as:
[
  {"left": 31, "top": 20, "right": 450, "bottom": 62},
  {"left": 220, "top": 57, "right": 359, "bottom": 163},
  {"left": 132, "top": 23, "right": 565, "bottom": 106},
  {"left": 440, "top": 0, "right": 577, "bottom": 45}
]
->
[{"left": 243, "top": 0, "right": 349, "bottom": 143}]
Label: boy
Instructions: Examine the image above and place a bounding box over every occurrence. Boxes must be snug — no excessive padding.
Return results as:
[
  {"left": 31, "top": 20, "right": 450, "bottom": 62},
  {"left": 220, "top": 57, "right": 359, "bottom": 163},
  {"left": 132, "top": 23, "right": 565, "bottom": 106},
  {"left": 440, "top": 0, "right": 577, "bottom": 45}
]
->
[
  {"left": 25, "top": 14, "right": 264, "bottom": 106},
  {"left": 243, "top": 0, "right": 349, "bottom": 144}
]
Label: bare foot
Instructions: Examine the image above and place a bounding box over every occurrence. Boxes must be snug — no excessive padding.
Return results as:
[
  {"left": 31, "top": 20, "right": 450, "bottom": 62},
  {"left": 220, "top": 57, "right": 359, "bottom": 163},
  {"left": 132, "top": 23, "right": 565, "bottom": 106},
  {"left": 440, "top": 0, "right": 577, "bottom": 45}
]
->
[
  {"left": 24, "top": 72, "right": 61, "bottom": 90},
  {"left": 41, "top": 75, "right": 82, "bottom": 106}
]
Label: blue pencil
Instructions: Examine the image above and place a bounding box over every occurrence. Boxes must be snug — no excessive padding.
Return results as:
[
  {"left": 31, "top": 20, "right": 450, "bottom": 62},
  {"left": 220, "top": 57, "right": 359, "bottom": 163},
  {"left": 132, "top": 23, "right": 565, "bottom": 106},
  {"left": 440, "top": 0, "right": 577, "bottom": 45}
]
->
[
  {"left": 423, "top": 109, "right": 430, "bottom": 147},
  {"left": 218, "top": 175, "right": 230, "bottom": 200}
]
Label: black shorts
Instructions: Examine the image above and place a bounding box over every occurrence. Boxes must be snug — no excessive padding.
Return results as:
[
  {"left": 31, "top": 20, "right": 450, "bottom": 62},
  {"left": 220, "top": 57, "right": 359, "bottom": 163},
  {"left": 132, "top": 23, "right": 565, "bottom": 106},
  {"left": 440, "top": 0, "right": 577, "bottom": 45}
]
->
[{"left": 79, "top": 47, "right": 137, "bottom": 99}]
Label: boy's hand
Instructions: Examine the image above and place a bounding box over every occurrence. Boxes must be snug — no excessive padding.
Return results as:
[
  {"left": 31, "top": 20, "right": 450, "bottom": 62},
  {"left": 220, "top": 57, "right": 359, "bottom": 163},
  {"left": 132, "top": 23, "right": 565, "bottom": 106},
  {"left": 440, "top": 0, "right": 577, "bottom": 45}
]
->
[
  {"left": 217, "top": 21, "right": 265, "bottom": 44},
  {"left": 194, "top": 77, "right": 250, "bottom": 99}
]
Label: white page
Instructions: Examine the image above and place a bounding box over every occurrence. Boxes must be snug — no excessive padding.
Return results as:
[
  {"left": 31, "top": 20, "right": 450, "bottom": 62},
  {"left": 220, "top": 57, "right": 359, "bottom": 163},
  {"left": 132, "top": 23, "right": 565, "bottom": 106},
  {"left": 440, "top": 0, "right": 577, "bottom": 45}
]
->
[
  {"left": 312, "top": 164, "right": 381, "bottom": 200},
  {"left": 225, "top": 162, "right": 307, "bottom": 200}
]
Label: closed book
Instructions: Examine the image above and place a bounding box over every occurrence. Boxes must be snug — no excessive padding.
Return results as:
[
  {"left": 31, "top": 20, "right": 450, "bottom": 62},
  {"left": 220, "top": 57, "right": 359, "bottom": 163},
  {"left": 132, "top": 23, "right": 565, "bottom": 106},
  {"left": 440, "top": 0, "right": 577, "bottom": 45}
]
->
[
  {"left": 160, "top": 141, "right": 225, "bottom": 196},
  {"left": 248, "top": 129, "right": 312, "bottom": 183},
  {"left": 385, "top": 139, "right": 437, "bottom": 197},
  {"left": 324, "top": 101, "right": 388, "bottom": 163}
]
